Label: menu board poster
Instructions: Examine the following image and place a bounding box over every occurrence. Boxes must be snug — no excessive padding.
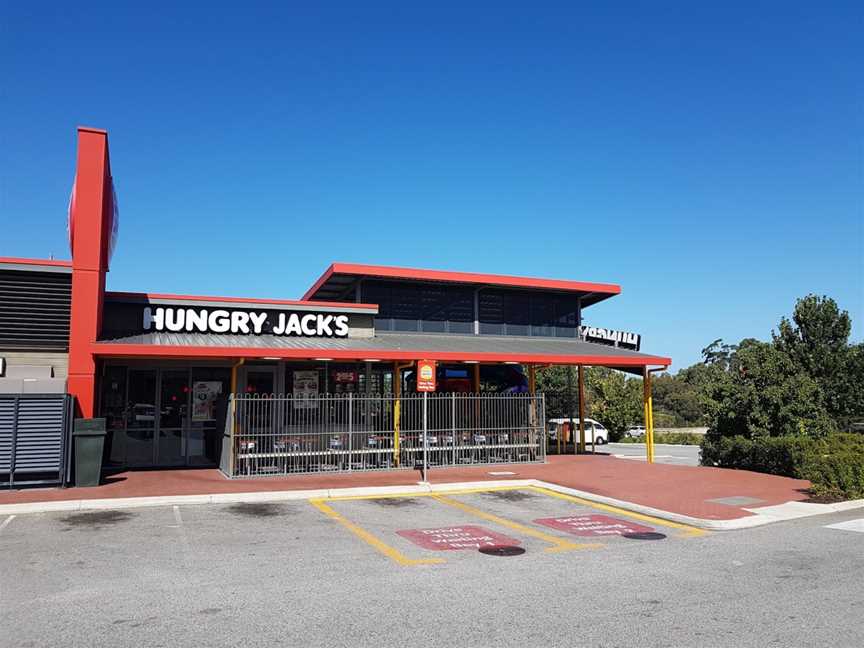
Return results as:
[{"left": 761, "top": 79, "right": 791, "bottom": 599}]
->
[
  {"left": 293, "top": 370, "right": 320, "bottom": 409},
  {"left": 192, "top": 381, "right": 223, "bottom": 421}
]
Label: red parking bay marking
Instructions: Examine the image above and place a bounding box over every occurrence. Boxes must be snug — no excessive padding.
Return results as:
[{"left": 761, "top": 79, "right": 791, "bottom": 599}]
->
[
  {"left": 534, "top": 514, "right": 654, "bottom": 537},
  {"left": 397, "top": 525, "right": 521, "bottom": 551}
]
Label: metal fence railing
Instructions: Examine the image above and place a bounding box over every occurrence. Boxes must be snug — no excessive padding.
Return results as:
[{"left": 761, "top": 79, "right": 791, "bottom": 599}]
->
[{"left": 220, "top": 392, "right": 545, "bottom": 478}]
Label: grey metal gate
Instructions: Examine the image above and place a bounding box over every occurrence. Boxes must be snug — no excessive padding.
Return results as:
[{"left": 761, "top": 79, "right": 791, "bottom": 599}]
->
[
  {"left": 220, "top": 392, "right": 546, "bottom": 478},
  {"left": 0, "top": 394, "right": 73, "bottom": 488}
]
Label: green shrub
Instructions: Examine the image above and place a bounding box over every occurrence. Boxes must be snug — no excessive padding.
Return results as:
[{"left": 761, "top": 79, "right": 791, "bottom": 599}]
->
[
  {"left": 618, "top": 432, "right": 703, "bottom": 445},
  {"left": 655, "top": 432, "right": 703, "bottom": 445},
  {"left": 700, "top": 433, "right": 864, "bottom": 499},
  {"left": 803, "top": 448, "right": 864, "bottom": 500},
  {"left": 699, "top": 435, "right": 811, "bottom": 477},
  {"left": 802, "top": 434, "right": 864, "bottom": 500}
]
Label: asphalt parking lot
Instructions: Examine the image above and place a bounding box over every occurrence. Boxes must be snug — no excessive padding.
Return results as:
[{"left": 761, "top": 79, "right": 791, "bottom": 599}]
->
[
  {"left": 2, "top": 487, "right": 863, "bottom": 648},
  {"left": 314, "top": 486, "right": 703, "bottom": 566},
  {"left": 607, "top": 442, "right": 701, "bottom": 466}
]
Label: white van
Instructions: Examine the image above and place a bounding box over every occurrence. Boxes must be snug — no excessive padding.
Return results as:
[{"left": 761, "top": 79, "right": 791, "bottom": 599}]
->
[{"left": 547, "top": 418, "right": 609, "bottom": 445}]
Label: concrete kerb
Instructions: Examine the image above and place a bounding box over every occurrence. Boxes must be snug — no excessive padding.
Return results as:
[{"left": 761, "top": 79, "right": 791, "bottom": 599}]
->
[
  {"left": 531, "top": 481, "right": 864, "bottom": 530},
  {"left": 527, "top": 480, "right": 756, "bottom": 530},
  {"left": 1, "top": 480, "right": 862, "bottom": 528}
]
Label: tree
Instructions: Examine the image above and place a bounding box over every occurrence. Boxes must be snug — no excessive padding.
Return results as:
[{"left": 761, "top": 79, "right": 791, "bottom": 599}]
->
[
  {"left": 706, "top": 338, "right": 836, "bottom": 440},
  {"left": 774, "top": 295, "right": 852, "bottom": 381},
  {"left": 534, "top": 365, "right": 570, "bottom": 394},
  {"left": 535, "top": 365, "right": 642, "bottom": 436},
  {"left": 653, "top": 372, "right": 709, "bottom": 426},
  {"left": 830, "top": 343, "right": 864, "bottom": 426},
  {"left": 534, "top": 365, "right": 584, "bottom": 419},
  {"left": 701, "top": 339, "right": 738, "bottom": 369},
  {"left": 584, "top": 368, "right": 643, "bottom": 438},
  {"left": 773, "top": 294, "right": 857, "bottom": 423}
]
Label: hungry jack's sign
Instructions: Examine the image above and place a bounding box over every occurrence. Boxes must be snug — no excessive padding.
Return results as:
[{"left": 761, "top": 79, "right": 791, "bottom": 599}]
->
[{"left": 143, "top": 306, "right": 350, "bottom": 337}]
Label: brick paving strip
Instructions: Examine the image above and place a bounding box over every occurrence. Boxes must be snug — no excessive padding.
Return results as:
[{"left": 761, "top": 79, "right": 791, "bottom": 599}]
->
[{"left": 2, "top": 455, "right": 862, "bottom": 528}]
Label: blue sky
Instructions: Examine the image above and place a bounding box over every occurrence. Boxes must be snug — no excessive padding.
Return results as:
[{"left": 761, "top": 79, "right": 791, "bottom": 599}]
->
[{"left": 2, "top": 2, "right": 861, "bottom": 369}]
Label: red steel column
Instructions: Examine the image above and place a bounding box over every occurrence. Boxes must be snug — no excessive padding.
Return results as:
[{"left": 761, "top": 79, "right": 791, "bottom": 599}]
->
[{"left": 67, "top": 127, "right": 112, "bottom": 418}]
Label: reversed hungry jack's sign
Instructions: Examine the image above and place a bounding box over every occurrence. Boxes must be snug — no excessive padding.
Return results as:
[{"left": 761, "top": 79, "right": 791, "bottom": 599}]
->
[
  {"left": 579, "top": 326, "right": 641, "bottom": 351},
  {"left": 397, "top": 525, "right": 521, "bottom": 550}
]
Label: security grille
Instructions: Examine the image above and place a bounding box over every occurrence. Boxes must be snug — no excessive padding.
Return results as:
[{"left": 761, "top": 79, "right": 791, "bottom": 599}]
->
[
  {"left": 0, "top": 394, "right": 73, "bottom": 488},
  {"left": 220, "top": 392, "right": 545, "bottom": 478}
]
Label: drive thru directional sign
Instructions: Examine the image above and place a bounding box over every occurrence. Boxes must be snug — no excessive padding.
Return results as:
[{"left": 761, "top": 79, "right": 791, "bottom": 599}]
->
[
  {"left": 534, "top": 514, "right": 655, "bottom": 537},
  {"left": 397, "top": 525, "right": 521, "bottom": 551},
  {"left": 416, "top": 360, "right": 436, "bottom": 392}
]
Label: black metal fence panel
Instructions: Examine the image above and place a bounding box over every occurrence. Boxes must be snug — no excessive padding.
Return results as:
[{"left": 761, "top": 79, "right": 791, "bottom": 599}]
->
[
  {"left": 221, "top": 392, "right": 546, "bottom": 478},
  {"left": 0, "top": 393, "right": 72, "bottom": 488}
]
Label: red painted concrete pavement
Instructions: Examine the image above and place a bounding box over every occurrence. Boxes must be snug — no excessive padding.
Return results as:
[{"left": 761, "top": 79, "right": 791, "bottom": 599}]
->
[{"left": 0, "top": 455, "right": 812, "bottom": 521}]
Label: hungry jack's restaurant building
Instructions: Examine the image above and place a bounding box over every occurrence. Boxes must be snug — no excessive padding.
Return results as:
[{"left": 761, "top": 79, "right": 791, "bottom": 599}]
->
[{"left": 0, "top": 128, "right": 670, "bottom": 477}]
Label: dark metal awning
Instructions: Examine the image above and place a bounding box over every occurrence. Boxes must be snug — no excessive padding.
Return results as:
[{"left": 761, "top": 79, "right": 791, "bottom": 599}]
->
[{"left": 92, "top": 331, "right": 670, "bottom": 372}]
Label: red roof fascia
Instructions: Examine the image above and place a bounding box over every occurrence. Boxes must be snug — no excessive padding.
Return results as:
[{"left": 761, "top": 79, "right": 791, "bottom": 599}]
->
[
  {"left": 90, "top": 342, "right": 670, "bottom": 368},
  {"left": 0, "top": 256, "right": 73, "bottom": 267},
  {"left": 105, "top": 291, "right": 378, "bottom": 311},
  {"left": 302, "top": 263, "right": 622, "bottom": 301}
]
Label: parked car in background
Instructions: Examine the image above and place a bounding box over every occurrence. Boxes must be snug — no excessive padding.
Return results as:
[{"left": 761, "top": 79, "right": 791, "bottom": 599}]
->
[
  {"left": 624, "top": 425, "right": 646, "bottom": 438},
  {"left": 547, "top": 418, "right": 609, "bottom": 444}
]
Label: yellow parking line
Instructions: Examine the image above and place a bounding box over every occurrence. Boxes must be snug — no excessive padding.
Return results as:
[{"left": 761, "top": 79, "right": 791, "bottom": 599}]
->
[
  {"left": 527, "top": 486, "right": 707, "bottom": 537},
  {"left": 430, "top": 493, "right": 603, "bottom": 553},
  {"left": 309, "top": 499, "right": 445, "bottom": 566},
  {"left": 323, "top": 485, "right": 527, "bottom": 502}
]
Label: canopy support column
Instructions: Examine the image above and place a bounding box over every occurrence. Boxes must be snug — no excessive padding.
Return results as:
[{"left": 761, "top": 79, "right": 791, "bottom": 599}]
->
[
  {"left": 577, "top": 365, "right": 586, "bottom": 454},
  {"left": 393, "top": 361, "right": 412, "bottom": 468},
  {"left": 643, "top": 367, "right": 655, "bottom": 463}
]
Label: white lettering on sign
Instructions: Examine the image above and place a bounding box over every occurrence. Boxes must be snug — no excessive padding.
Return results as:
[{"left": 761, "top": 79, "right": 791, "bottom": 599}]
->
[
  {"left": 534, "top": 514, "right": 655, "bottom": 537},
  {"left": 397, "top": 525, "right": 521, "bottom": 551},
  {"left": 579, "top": 326, "right": 641, "bottom": 350},
  {"left": 143, "top": 307, "right": 350, "bottom": 338},
  {"left": 271, "top": 313, "right": 349, "bottom": 337}
]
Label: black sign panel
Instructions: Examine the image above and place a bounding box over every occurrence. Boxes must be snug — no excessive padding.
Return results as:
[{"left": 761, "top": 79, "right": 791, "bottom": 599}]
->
[{"left": 101, "top": 302, "right": 355, "bottom": 339}]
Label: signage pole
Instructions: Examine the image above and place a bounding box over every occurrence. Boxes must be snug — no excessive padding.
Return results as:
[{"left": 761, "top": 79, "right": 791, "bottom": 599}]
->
[
  {"left": 566, "top": 367, "right": 574, "bottom": 454},
  {"left": 348, "top": 393, "right": 353, "bottom": 471},
  {"left": 422, "top": 391, "right": 429, "bottom": 482}
]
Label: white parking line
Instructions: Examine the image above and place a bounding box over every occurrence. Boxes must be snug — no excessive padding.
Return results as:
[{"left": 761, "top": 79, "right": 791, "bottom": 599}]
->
[
  {"left": 825, "top": 518, "right": 864, "bottom": 533},
  {"left": 0, "top": 515, "right": 16, "bottom": 534}
]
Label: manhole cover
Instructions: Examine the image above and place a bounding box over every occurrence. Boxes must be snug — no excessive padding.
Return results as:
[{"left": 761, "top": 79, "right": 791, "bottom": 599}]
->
[
  {"left": 622, "top": 532, "right": 667, "bottom": 541},
  {"left": 478, "top": 545, "right": 526, "bottom": 557}
]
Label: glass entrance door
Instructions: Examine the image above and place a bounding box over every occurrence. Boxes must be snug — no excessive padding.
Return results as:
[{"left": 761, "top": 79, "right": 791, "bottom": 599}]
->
[
  {"left": 158, "top": 370, "right": 188, "bottom": 466},
  {"left": 126, "top": 370, "right": 158, "bottom": 467}
]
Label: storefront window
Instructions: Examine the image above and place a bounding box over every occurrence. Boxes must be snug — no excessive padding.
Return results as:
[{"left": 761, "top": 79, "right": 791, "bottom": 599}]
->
[
  {"left": 99, "top": 365, "right": 229, "bottom": 468},
  {"left": 366, "top": 280, "right": 475, "bottom": 334},
  {"left": 479, "top": 290, "right": 579, "bottom": 337}
]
